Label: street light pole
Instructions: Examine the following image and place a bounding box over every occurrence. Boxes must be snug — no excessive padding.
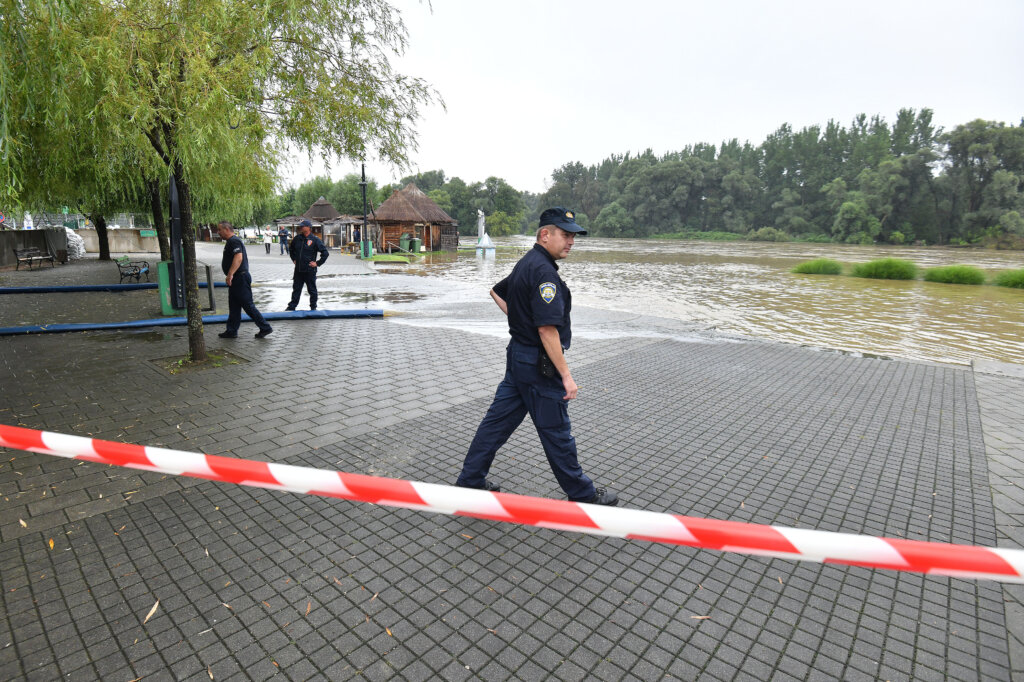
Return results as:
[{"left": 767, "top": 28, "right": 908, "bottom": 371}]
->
[{"left": 359, "top": 163, "right": 369, "bottom": 259}]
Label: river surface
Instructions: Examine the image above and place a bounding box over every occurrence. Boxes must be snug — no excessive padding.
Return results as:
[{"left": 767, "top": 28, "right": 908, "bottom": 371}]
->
[{"left": 299, "top": 237, "right": 1024, "bottom": 367}]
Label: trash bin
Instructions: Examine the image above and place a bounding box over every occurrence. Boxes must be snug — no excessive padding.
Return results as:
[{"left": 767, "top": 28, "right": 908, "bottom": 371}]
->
[
  {"left": 399, "top": 233, "right": 410, "bottom": 252},
  {"left": 408, "top": 237, "right": 421, "bottom": 253}
]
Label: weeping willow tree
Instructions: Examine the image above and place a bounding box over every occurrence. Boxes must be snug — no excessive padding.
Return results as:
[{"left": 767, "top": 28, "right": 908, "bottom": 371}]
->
[{"left": 2, "top": 0, "right": 437, "bottom": 361}]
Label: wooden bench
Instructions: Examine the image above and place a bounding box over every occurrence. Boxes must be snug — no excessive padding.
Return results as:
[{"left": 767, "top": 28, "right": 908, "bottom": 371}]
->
[
  {"left": 13, "top": 247, "right": 56, "bottom": 270},
  {"left": 115, "top": 256, "right": 150, "bottom": 283}
]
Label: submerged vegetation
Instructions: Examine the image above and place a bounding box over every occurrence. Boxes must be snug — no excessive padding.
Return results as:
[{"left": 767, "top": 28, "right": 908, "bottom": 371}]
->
[
  {"left": 792, "top": 258, "right": 843, "bottom": 275},
  {"left": 850, "top": 258, "right": 918, "bottom": 280},
  {"left": 994, "top": 269, "right": 1024, "bottom": 288},
  {"left": 923, "top": 265, "right": 986, "bottom": 285}
]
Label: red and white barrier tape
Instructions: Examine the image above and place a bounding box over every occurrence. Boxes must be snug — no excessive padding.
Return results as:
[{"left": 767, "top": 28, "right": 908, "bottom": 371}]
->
[{"left": 2, "top": 423, "right": 1023, "bottom": 583}]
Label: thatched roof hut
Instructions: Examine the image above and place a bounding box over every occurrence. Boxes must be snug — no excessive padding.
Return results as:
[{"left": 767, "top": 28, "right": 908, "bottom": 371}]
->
[
  {"left": 374, "top": 183, "right": 458, "bottom": 252},
  {"left": 303, "top": 196, "right": 341, "bottom": 223}
]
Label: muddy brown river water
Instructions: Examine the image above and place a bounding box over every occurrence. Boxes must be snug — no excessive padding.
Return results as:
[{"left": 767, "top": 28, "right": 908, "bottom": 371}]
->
[
  {"left": 408, "top": 237, "right": 1024, "bottom": 367},
  {"left": 278, "top": 236, "right": 1024, "bottom": 367}
]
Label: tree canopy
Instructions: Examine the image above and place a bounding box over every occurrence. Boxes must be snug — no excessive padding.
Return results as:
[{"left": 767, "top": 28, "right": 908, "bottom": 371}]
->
[{"left": 3, "top": 0, "right": 439, "bottom": 360}]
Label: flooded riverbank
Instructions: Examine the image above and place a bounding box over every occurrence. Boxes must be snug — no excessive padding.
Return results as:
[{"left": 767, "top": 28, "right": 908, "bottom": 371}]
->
[
  {"left": 409, "top": 238, "right": 1024, "bottom": 366},
  {"left": 267, "top": 236, "right": 1024, "bottom": 367}
]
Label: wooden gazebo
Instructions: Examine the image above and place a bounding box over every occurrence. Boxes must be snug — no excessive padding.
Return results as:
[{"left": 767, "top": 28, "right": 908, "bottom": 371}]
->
[{"left": 373, "top": 183, "right": 458, "bottom": 252}]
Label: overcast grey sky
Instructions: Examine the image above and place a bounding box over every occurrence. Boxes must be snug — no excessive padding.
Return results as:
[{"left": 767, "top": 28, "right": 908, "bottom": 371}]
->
[{"left": 283, "top": 0, "right": 1024, "bottom": 195}]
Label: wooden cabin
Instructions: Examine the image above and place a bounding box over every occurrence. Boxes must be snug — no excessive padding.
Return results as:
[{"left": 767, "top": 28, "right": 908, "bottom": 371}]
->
[{"left": 373, "top": 183, "right": 458, "bottom": 252}]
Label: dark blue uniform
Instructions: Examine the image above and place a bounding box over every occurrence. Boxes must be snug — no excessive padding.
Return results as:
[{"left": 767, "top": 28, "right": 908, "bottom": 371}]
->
[
  {"left": 287, "top": 233, "right": 329, "bottom": 310},
  {"left": 457, "top": 243, "right": 596, "bottom": 501},
  {"left": 222, "top": 236, "right": 271, "bottom": 336}
]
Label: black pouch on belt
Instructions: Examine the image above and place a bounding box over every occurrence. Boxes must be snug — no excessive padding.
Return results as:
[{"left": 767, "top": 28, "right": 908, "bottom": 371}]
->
[{"left": 538, "top": 348, "right": 556, "bottom": 378}]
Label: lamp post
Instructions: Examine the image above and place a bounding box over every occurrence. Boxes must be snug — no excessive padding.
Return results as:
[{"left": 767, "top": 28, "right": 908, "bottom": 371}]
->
[{"left": 359, "top": 163, "right": 370, "bottom": 259}]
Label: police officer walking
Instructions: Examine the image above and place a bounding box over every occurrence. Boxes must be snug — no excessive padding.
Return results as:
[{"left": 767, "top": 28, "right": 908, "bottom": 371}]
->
[
  {"left": 286, "top": 219, "right": 329, "bottom": 311},
  {"left": 455, "top": 208, "right": 619, "bottom": 506},
  {"left": 216, "top": 221, "right": 273, "bottom": 339}
]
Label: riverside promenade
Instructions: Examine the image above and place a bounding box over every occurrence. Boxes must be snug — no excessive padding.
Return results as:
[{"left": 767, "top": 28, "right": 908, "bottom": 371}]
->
[{"left": 1, "top": 244, "right": 1023, "bottom": 681}]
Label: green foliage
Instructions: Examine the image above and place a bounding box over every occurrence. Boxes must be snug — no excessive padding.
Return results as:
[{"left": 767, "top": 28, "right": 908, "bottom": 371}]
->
[
  {"left": 791, "top": 258, "right": 842, "bottom": 275},
  {"left": 747, "top": 226, "right": 790, "bottom": 242},
  {"left": 850, "top": 258, "right": 918, "bottom": 280},
  {"left": 922, "top": 265, "right": 986, "bottom": 285},
  {"left": 994, "top": 269, "right": 1024, "bottom": 288},
  {"left": 654, "top": 230, "right": 744, "bottom": 241},
  {"left": 796, "top": 233, "right": 836, "bottom": 243},
  {"left": 3, "top": 0, "right": 438, "bottom": 220},
  {"left": 485, "top": 210, "right": 525, "bottom": 237}
]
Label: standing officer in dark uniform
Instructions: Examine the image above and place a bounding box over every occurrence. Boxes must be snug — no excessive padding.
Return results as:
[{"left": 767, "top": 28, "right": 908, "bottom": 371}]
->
[
  {"left": 286, "top": 219, "right": 329, "bottom": 311},
  {"left": 216, "top": 221, "right": 273, "bottom": 339},
  {"left": 455, "top": 208, "right": 619, "bottom": 506},
  {"left": 278, "top": 224, "right": 290, "bottom": 255}
]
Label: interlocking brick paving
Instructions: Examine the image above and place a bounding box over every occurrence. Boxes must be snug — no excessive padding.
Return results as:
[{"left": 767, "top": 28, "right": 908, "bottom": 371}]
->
[{"left": 1, "top": 312, "right": 1011, "bottom": 680}]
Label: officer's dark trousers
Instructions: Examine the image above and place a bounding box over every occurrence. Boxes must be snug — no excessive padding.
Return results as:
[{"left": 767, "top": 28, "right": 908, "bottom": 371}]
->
[
  {"left": 458, "top": 341, "right": 596, "bottom": 501},
  {"left": 226, "top": 273, "right": 271, "bottom": 335},
  {"left": 289, "top": 270, "right": 318, "bottom": 309}
]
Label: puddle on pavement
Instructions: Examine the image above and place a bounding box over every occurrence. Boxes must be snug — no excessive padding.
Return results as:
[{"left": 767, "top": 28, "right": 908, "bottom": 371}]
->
[{"left": 86, "top": 330, "right": 180, "bottom": 343}]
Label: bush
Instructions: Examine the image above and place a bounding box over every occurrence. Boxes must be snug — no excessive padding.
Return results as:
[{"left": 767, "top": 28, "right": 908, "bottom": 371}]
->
[
  {"left": 791, "top": 258, "right": 842, "bottom": 275},
  {"left": 923, "top": 265, "right": 986, "bottom": 285},
  {"left": 657, "top": 230, "right": 744, "bottom": 241},
  {"left": 796, "top": 233, "right": 835, "bottom": 243},
  {"left": 994, "top": 268, "right": 1024, "bottom": 288},
  {"left": 747, "top": 226, "right": 790, "bottom": 242},
  {"left": 850, "top": 258, "right": 918, "bottom": 280}
]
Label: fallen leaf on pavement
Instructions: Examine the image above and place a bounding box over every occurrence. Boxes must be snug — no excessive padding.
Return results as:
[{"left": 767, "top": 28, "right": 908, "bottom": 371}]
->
[{"left": 143, "top": 600, "right": 160, "bottom": 624}]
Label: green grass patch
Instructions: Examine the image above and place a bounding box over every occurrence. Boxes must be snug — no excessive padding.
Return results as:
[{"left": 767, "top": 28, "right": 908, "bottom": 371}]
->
[
  {"left": 791, "top": 258, "right": 842, "bottom": 275},
  {"left": 994, "top": 268, "right": 1024, "bottom": 288},
  {"left": 850, "top": 258, "right": 918, "bottom": 280},
  {"left": 922, "top": 265, "right": 986, "bottom": 285},
  {"left": 369, "top": 254, "right": 410, "bottom": 263}
]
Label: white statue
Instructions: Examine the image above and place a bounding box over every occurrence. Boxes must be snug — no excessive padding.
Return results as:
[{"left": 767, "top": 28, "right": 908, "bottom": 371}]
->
[{"left": 476, "top": 208, "right": 494, "bottom": 254}]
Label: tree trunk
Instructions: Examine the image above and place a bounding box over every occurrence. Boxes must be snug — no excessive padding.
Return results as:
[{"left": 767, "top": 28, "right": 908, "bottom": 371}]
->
[
  {"left": 174, "top": 164, "right": 206, "bottom": 362},
  {"left": 149, "top": 179, "right": 170, "bottom": 261},
  {"left": 90, "top": 213, "right": 111, "bottom": 261}
]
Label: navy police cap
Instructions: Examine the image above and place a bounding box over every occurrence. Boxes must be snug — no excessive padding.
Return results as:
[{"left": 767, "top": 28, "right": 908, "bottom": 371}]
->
[{"left": 538, "top": 207, "right": 587, "bottom": 235}]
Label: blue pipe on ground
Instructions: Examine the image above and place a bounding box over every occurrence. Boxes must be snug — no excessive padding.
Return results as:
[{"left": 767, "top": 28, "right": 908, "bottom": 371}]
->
[
  {"left": 0, "top": 282, "right": 227, "bottom": 294},
  {"left": 0, "top": 309, "right": 384, "bottom": 336}
]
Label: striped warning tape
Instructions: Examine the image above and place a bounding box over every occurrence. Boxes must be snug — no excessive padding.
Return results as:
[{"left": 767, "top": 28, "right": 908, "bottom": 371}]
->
[{"left": 2, "top": 423, "right": 1022, "bottom": 583}]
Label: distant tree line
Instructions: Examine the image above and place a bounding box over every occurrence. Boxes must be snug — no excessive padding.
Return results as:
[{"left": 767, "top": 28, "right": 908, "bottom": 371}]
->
[
  {"left": 539, "top": 110, "right": 1024, "bottom": 246},
  {"left": 278, "top": 109, "right": 1024, "bottom": 247},
  {"left": 275, "top": 169, "right": 535, "bottom": 238}
]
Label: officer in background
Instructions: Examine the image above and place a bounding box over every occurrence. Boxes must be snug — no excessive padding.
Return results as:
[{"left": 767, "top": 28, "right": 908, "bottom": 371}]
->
[
  {"left": 287, "top": 219, "right": 329, "bottom": 311},
  {"left": 278, "top": 224, "right": 290, "bottom": 255},
  {"left": 455, "top": 208, "right": 619, "bottom": 506},
  {"left": 216, "top": 221, "right": 272, "bottom": 339}
]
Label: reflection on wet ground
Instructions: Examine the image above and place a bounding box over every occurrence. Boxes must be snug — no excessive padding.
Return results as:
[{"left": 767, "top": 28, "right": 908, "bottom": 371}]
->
[
  {"left": 251, "top": 237, "right": 1024, "bottom": 366},
  {"left": 85, "top": 330, "right": 181, "bottom": 343}
]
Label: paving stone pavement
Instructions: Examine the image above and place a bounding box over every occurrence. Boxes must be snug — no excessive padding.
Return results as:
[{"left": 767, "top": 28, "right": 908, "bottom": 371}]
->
[{"left": 0, "top": 247, "right": 1022, "bottom": 681}]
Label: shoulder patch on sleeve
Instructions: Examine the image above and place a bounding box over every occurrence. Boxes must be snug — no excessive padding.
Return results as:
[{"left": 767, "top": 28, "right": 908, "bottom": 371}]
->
[{"left": 538, "top": 282, "right": 557, "bottom": 304}]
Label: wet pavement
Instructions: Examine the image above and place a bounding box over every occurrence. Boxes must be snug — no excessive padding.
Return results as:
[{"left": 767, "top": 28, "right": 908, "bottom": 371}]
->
[{"left": 1, "top": 244, "right": 1023, "bottom": 681}]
